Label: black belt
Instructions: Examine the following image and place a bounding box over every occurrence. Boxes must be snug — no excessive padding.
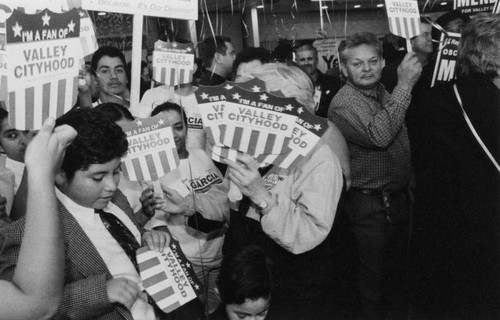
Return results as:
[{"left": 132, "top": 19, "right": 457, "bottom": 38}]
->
[{"left": 350, "top": 187, "right": 406, "bottom": 198}]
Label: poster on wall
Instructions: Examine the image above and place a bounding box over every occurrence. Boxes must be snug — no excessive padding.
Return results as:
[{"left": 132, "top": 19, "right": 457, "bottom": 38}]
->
[
  {"left": 82, "top": 0, "right": 198, "bottom": 20},
  {"left": 454, "top": 0, "right": 496, "bottom": 17},
  {"left": 431, "top": 32, "right": 461, "bottom": 87},
  {"left": 312, "top": 38, "right": 343, "bottom": 73},
  {"left": 5, "top": 8, "right": 82, "bottom": 130}
]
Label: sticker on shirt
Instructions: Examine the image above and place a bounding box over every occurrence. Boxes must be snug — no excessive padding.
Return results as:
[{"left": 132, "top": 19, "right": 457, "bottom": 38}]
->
[
  {"left": 187, "top": 115, "right": 203, "bottom": 130},
  {"left": 184, "top": 170, "right": 223, "bottom": 193},
  {"left": 263, "top": 173, "right": 283, "bottom": 190}
]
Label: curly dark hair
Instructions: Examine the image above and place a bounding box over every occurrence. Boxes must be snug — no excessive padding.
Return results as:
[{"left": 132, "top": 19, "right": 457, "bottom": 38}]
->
[
  {"left": 92, "top": 102, "right": 134, "bottom": 123},
  {"left": 55, "top": 108, "right": 128, "bottom": 180},
  {"left": 217, "top": 245, "right": 274, "bottom": 305}
]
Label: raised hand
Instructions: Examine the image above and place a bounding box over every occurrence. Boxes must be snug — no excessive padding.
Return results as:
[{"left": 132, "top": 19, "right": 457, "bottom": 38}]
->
[
  {"left": 24, "top": 117, "right": 77, "bottom": 179},
  {"left": 224, "top": 154, "right": 269, "bottom": 205},
  {"left": 397, "top": 51, "right": 423, "bottom": 92}
]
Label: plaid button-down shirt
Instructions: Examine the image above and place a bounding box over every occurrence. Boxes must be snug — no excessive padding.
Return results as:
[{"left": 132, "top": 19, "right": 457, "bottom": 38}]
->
[{"left": 328, "top": 81, "right": 412, "bottom": 191}]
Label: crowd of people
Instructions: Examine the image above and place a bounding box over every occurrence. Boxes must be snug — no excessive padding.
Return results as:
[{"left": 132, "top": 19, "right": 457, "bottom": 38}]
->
[{"left": 0, "top": 8, "right": 498, "bottom": 320}]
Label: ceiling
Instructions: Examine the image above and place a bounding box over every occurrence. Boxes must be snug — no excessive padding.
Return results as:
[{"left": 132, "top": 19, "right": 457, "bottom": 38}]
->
[{"left": 200, "top": 0, "right": 453, "bottom": 13}]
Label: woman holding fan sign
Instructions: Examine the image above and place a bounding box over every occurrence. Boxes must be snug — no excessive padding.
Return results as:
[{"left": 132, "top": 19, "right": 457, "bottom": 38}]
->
[{"left": 142, "top": 102, "right": 230, "bottom": 317}]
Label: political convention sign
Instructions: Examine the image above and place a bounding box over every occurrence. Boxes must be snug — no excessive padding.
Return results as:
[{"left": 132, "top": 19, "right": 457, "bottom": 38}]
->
[
  {"left": 82, "top": 0, "right": 198, "bottom": 20},
  {"left": 179, "top": 93, "right": 206, "bottom": 150},
  {"left": 5, "top": 8, "right": 81, "bottom": 130},
  {"left": 454, "top": 0, "right": 496, "bottom": 17},
  {"left": 195, "top": 82, "right": 229, "bottom": 148},
  {"left": 120, "top": 114, "right": 180, "bottom": 182},
  {"left": 211, "top": 106, "right": 329, "bottom": 169},
  {"left": 78, "top": 8, "right": 98, "bottom": 57},
  {"left": 152, "top": 40, "right": 194, "bottom": 87},
  {"left": 0, "top": 3, "right": 11, "bottom": 101},
  {"left": 384, "top": 0, "right": 421, "bottom": 39},
  {"left": 0, "top": 43, "right": 5, "bottom": 102},
  {"left": 137, "top": 239, "right": 203, "bottom": 313},
  {"left": 221, "top": 85, "right": 299, "bottom": 158},
  {"left": 431, "top": 32, "right": 461, "bottom": 87},
  {"left": 494, "top": 0, "right": 500, "bottom": 12},
  {"left": 196, "top": 82, "right": 300, "bottom": 163},
  {"left": 273, "top": 107, "right": 329, "bottom": 169}
]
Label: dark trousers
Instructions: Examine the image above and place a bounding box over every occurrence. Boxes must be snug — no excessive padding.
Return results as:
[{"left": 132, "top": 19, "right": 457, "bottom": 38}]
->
[{"left": 346, "top": 189, "right": 410, "bottom": 320}]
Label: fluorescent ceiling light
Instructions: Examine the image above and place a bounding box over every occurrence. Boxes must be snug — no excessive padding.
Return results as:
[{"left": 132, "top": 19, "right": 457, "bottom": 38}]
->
[
  {"left": 354, "top": 4, "right": 361, "bottom": 8},
  {"left": 98, "top": 12, "right": 106, "bottom": 16},
  {"left": 256, "top": 4, "right": 264, "bottom": 8},
  {"left": 440, "top": 1, "right": 447, "bottom": 4},
  {"left": 377, "top": 3, "right": 384, "bottom": 7}
]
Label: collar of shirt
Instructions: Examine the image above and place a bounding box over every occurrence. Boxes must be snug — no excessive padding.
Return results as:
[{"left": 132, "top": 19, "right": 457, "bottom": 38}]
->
[
  {"left": 346, "top": 81, "right": 384, "bottom": 101},
  {"left": 4, "top": 157, "right": 24, "bottom": 192},
  {"left": 55, "top": 188, "right": 133, "bottom": 236},
  {"left": 91, "top": 98, "right": 103, "bottom": 108},
  {"left": 56, "top": 187, "right": 95, "bottom": 226}
]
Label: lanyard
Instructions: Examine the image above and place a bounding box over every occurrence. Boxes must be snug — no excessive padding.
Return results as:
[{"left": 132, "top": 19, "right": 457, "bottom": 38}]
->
[{"left": 453, "top": 84, "right": 500, "bottom": 173}]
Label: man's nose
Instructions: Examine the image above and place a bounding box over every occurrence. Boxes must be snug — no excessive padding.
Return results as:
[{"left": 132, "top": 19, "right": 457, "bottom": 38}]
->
[{"left": 109, "top": 69, "right": 118, "bottom": 78}]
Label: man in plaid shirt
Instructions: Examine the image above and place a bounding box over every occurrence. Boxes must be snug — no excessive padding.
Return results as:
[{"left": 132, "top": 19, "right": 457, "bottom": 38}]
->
[{"left": 328, "top": 32, "right": 421, "bottom": 320}]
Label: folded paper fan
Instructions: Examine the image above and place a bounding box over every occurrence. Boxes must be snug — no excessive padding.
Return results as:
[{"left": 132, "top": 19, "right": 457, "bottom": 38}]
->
[
  {"left": 137, "top": 240, "right": 203, "bottom": 313},
  {"left": 119, "top": 114, "right": 180, "bottom": 182}
]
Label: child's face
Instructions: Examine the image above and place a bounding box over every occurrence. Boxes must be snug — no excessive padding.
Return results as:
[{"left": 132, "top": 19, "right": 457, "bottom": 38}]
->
[
  {"left": 56, "top": 158, "right": 122, "bottom": 209},
  {"left": 225, "top": 297, "right": 270, "bottom": 320},
  {"left": 0, "top": 118, "right": 33, "bottom": 162}
]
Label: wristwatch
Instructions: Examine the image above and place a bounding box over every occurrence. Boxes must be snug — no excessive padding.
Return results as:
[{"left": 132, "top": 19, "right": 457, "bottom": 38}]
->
[{"left": 256, "top": 199, "right": 269, "bottom": 211}]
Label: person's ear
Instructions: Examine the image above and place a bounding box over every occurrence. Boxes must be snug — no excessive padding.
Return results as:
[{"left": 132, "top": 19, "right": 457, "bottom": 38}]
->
[
  {"left": 410, "top": 37, "right": 416, "bottom": 48},
  {"left": 381, "top": 57, "right": 386, "bottom": 70},
  {"left": 55, "top": 169, "right": 68, "bottom": 189},
  {"left": 340, "top": 63, "right": 348, "bottom": 78},
  {"left": 214, "top": 52, "right": 222, "bottom": 65},
  {"left": 91, "top": 74, "right": 99, "bottom": 87}
]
